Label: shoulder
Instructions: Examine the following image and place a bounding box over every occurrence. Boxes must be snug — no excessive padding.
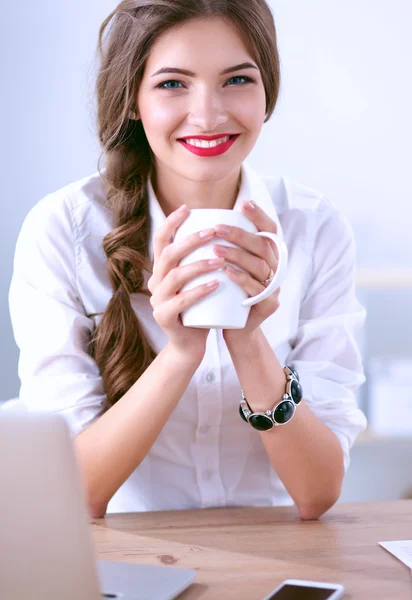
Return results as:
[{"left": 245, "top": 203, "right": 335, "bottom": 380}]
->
[
  {"left": 255, "top": 168, "right": 354, "bottom": 251},
  {"left": 22, "top": 171, "right": 108, "bottom": 228},
  {"left": 258, "top": 170, "right": 333, "bottom": 217},
  {"left": 17, "top": 171, "right": 110, "bottom": 248},
  {"left": 13, "top": 172, "right": 111, "bottom": 284}
]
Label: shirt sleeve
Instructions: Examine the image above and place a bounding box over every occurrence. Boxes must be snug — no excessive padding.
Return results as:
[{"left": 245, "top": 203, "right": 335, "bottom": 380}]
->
[
  {"left": 286, "top": 199, "right": 367, "bottom": 471},
  {"left": 9, "top": 194, "right": 107, "bottom": 437}
]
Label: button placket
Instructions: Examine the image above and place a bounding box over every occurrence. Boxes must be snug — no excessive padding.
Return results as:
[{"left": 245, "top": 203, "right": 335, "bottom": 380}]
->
[
  {"left": 205, "top": 372, "right": 215, "bottom": 383},
  {"left": 194, "top": 330, "right": 225, "bottom": 507},
  {"left": 202, "top": 470, "right": 213, "bottom": 482}
]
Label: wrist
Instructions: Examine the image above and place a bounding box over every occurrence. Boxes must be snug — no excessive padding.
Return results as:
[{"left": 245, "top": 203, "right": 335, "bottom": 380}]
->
[
  {"left": 164, "top": 341, "right": 204, "bottom": 370},
  {"left": 223, "top": 327, "right": 263, "bottom": 355}
]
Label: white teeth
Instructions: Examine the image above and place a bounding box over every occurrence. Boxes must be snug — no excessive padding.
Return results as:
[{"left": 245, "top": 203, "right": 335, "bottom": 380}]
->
[{"left": 184, "top": 136, "right": 230, "bottom": 148}]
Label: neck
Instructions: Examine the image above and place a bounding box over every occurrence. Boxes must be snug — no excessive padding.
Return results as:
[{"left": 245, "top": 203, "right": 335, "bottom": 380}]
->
[{"left": 152, "top": 164, "right": 242, "bottom": 216}]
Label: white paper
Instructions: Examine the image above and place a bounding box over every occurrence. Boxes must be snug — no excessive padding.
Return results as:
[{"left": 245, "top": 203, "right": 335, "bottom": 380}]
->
[{"left": 379, "top": 540, "right": 412, "bottom": 569}]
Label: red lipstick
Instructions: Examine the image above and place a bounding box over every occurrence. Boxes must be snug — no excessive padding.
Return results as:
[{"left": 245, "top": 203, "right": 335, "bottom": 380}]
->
[{"left": 178, "top": 134, "right": 240, "bottom": 157}]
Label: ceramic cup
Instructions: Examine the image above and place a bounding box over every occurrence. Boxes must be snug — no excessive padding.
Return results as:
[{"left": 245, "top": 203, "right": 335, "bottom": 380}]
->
[{"left": 174, "top": 209, "right": 288, "bottom": 329}]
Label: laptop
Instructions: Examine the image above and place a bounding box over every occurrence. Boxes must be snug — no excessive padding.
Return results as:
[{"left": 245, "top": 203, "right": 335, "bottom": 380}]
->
[{"left": 0, "top": 411, "right": 196, "bottom": 600}]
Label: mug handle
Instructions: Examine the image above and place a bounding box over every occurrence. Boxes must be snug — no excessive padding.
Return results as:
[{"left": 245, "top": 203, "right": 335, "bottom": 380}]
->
[{"left": 242, "top": 232, "right": 288, "bottom": 307}]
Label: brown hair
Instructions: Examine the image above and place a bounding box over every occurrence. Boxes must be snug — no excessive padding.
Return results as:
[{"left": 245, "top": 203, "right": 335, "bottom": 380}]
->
[{"left": 92, "top": 0, "right": 281, "bottom": 406}]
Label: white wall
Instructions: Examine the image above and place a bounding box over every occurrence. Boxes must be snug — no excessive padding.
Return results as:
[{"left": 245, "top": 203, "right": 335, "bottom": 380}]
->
[
  {"left": 250, "top": 0, "right": 412, "bottom": 269},
  {"left": 2, "top": 1, "right": 115, "bottom": 399},
  {"left": 2, "top": 0, "right": 411, "bottom": 399}
]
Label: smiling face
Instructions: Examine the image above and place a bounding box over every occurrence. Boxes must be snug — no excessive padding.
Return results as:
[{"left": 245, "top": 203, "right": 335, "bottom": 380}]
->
[{"left": 136, "top": 17, "right": 267, "bottom": 186}]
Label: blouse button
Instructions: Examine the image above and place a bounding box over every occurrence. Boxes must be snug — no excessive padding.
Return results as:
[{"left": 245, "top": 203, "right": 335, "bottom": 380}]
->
[{"left": 205, "top": 372, "right": 215, "bottom": 383}]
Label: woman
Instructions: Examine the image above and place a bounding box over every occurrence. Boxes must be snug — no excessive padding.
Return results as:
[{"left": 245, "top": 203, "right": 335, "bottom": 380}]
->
[{"left": 9, "top": 0, "right": 367, "bottom": 519}]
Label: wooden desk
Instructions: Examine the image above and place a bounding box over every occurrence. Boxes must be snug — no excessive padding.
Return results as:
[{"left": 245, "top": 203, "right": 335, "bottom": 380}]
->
[{"left": 93, "top": 500, "right": 412, "bottom": 599}]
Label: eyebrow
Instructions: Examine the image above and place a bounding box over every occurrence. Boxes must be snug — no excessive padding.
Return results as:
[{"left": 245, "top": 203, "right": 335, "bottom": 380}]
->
[{"left": 151, "top": 62, "right": 259, "bottom": 78}]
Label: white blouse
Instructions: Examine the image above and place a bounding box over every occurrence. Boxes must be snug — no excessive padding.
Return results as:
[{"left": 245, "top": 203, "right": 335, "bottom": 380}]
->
[{"left": 9, "top": 162, "right": 367, "bottom": 513}]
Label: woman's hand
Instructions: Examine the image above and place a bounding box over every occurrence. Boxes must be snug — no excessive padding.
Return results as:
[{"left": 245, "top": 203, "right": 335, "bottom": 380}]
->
[
  {"left": 148, "top": 204, "right": 223, "bottom": 362},
  {"left": 213, "top": 200, "right": 281, "bottom": 344}
]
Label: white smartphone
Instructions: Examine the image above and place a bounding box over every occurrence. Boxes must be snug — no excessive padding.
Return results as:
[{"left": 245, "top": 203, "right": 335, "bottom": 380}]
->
[{"left": 263, "top": 579, "right": 345, "bottom": 600}]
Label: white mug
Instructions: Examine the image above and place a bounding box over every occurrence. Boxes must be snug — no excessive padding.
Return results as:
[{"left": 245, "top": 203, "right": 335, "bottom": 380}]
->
[{"left": 174, "top": 209, "right": 288, "bottom": 329}]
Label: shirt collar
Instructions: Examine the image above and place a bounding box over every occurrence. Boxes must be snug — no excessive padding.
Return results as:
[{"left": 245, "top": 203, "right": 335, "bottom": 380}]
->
[{"left": 148, "top": 162, "right": 282, "bottom": 260}]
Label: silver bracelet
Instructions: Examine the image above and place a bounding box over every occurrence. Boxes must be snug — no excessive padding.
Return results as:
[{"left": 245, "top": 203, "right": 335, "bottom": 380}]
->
[{"left": 239, "top": 366, "right": 302, "bottom": 431}]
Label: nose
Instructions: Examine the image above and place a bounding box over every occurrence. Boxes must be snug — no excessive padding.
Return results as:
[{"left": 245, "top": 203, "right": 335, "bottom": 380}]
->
[{"left": 187, "top": 87, "right": 228, "bottom": 131}]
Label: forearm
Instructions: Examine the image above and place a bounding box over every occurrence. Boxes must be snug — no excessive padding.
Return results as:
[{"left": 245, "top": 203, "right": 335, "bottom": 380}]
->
[
  {"left": 74, "top": 343, "right": 201, "bottom": 517},
  {"left": 225, "top": 329, "right": 344, "bottom": 520}
]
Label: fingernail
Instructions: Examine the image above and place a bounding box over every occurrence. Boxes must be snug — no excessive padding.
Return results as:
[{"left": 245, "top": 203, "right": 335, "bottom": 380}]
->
[
  {"left": 177, "top": 204, "right": 188, "bottom": 215},
  {"left": 208, "top": 258, "right": 225, "bottom": 266},
  {"left": 206, "top": 279, "right": 219, "bottom": 289},
  {"left": 215, "top": 225, "right": 231, "bottom": 237},
  {"left": 214, "top": 245, "right": 228, "bottom": 255},
  {"left": 199, "top": 228, "right": 215, "bottom": 239},
  {"left": 225, "top": 265, "right": 239, "bottom": 275},
  {"left": 244, "top": 200, "right": 256, "bottom": 211}
]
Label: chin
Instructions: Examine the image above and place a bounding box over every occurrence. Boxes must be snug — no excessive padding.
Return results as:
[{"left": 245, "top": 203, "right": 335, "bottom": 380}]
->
[{"left": 179, "top": 160, "right": 244, "bottom": 183}]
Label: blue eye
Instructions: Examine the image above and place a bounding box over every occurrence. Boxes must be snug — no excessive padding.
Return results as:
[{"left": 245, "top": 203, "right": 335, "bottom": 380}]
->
[
  {"left": 226, "top": 75, "right": 253, "bottom": 86},
  {"left": 157, "top": 75, "right": 253, "bottom": 90},
  {"left": 158, "top": 80, "right": 184, "bottom": 90}
]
